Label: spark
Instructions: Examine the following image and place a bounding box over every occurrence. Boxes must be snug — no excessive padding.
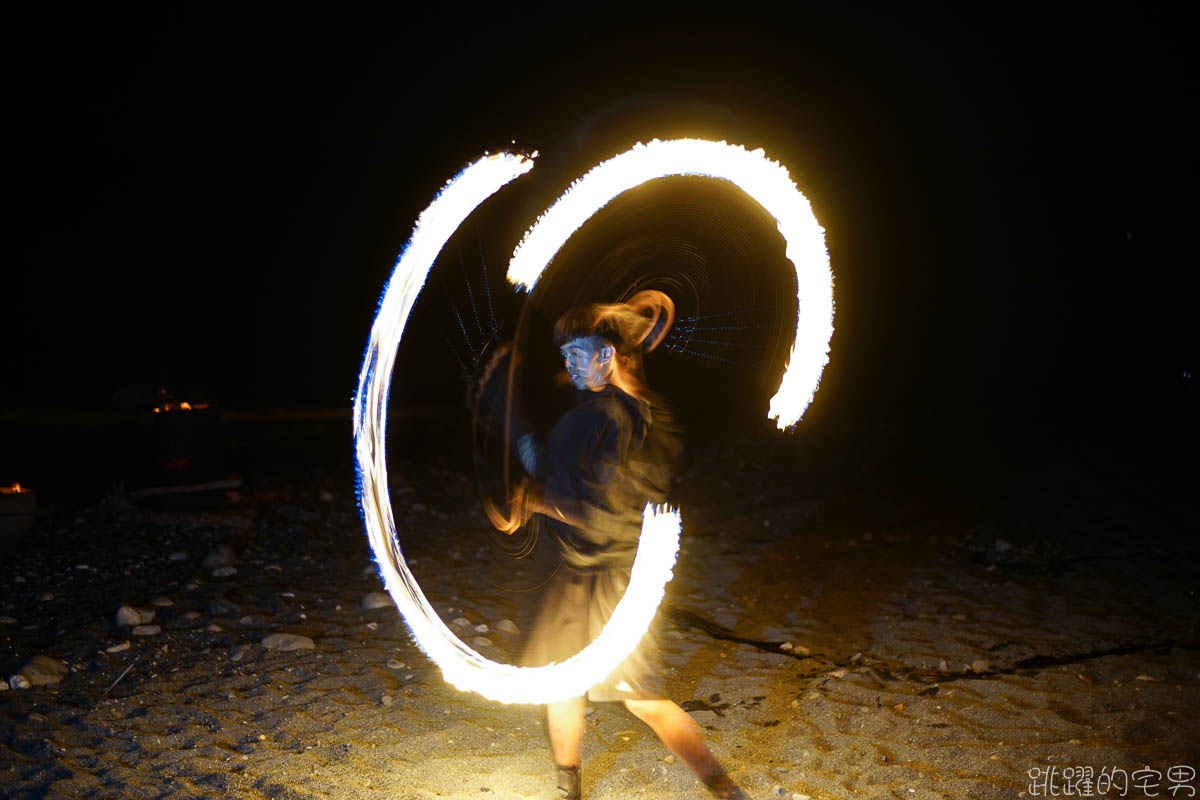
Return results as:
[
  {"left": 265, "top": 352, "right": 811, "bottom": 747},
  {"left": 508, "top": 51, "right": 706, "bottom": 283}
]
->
[{"left": 508, "top": 138, "right": 833, "bottom": 429}]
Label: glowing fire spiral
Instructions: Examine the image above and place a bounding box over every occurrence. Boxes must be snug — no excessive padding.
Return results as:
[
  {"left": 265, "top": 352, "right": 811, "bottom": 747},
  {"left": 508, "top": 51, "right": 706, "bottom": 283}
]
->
[{"left": 354, "top": 141, "right": 832, "bottom": 704}]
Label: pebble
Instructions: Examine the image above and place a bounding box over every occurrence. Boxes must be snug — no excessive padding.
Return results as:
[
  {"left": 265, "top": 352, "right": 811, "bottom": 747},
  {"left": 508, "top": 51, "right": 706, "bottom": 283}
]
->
[
  {"left": 240, "top": 616, "right": 254, "bottom": 626},
  {"left": 780, "top": 642, "right": 793, "bottom": 651},
  {"left": 494, "top": 619, "right": 519, "bottom": 634},
  {"left": 231, "top": 645, "right": 250, "bottom": 662},
  {"left": 970, "top": 659, "right": 990, "bottom": 674},
  {"left": 473, "top": 623, "right": 489, "bottom": 633},
  {"left": 116, "top": 606, "right": 155, "bottom": 626},
  {"left": 168, "top": 551, "right": 188, "bottom": 561},
  {"left": 366, "top": 622, "right": 379, "bottom": 631},
  {"left": 106, "top": 642, "right": 131, "bottom": 653},
  {"left": 0, "top": 616, "right": 17, "bottom": 625},
  {"left": 662, "top": 755, "right": 675, "bottom": 764},
  {"left": 361, "top": 592, "right": 391, "bottom": 610},
  {"left": 794, "top": 794, "right": 812, "bottom": 800},
  {"left": 938, "top": 659, "right": 949, "bottom": 672},
  {"left": 411, "top": 503, "right": 427, "bottom": 512},
  {"left": 150, "top": 596, "right": 174, "bottom": 607},
  {"left": 209, "top": 597, "right": 241, "bottom": 616},
  {"left": 386, "top": 659, "right": 405, "bottom": 670},
  {"left": 452, "top": 617, "right": 471, "bottom": 627},
  {"left": 9, "top": 656, "right": 67, "bottom": 689},
  {"left": 132, "top": 624, "right": 161, "bottom": 636},
  {"left": 471, "top": 636, "right": 493, "bottom": 647},
  {"left": 207, "top": 624, "right": 224, "bottom": 632},
  {"left": 201, "top": 545, "right": 237, "bottom": 569},
  {"left": 37, "top": 592, "right": 54, "bottom": 602},
  {"left": 212, "top": 566, "right": 237, "bottom": 578},
  {"left": 381, "top": 694, "right": 394, "bottom": 707},
  {"left": 262, "top": 633, "right": 315, "bottom": 651},
  {"left": 183, "top": 611, "right": 201, "bottom": 620}
]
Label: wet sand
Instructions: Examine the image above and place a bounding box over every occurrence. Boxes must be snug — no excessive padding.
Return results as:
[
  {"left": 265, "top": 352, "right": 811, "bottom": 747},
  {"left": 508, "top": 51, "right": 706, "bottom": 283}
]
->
[{"left": 1, "top": 413, "right": 1196, "bottom": 799}]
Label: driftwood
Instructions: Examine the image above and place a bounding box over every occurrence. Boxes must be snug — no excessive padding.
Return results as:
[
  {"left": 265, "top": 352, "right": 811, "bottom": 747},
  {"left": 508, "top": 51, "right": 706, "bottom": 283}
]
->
[{"left": 128, "top": 478, "right": 244, "bottom": 500}]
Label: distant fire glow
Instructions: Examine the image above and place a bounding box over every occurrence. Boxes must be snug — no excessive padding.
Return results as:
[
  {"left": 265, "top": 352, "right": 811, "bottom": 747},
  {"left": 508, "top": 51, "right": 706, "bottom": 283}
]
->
[
  {"left": 509, "top": 139, "right": 833, "bottom": 429},
  {"left": 354, "top": 141, "right": 832, "bottom": 703}
]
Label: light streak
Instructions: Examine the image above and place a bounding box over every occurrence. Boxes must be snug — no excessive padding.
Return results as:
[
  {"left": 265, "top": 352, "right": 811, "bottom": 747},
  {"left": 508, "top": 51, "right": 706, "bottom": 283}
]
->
[
  {"left": 353, "top": 152, "right": 682, "bottom": 704},
  {"left": 355, "top": 139, "right": 833, "bottom": 704},
  {"left": 508, "top": 138, "right": 833, "bottom": 429}
]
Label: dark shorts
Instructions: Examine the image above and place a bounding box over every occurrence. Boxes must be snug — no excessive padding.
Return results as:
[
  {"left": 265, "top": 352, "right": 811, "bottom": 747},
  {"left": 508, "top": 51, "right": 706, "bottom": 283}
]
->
[{"left": 521, "top": 565, "right": 662, "bottom": 703}]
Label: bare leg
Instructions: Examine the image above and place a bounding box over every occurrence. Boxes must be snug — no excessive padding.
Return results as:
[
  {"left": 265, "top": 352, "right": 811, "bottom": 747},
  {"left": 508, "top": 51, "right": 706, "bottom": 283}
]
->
[
  {"left": 624, "top": 698, "right": 745, "bottom": 798},
  {"left": 547, "top": 696, "right": 586, "bottom": 767}
]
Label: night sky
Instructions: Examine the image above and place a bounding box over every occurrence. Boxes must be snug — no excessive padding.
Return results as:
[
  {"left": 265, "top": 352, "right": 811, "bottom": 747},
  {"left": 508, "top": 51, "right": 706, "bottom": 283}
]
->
[{"left": 7, "top": 4, "right": 1194, "bottom": 440}]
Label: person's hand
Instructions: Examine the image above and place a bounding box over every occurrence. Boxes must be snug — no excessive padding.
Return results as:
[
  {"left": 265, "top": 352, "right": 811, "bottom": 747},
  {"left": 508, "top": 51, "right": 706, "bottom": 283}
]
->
[{"left": 484, "top": 481, "right": 531, "bottom": 535}]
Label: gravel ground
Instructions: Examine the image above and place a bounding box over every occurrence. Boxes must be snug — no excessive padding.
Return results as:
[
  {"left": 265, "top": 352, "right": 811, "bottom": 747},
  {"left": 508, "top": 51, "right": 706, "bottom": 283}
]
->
[{"left": 1, "top": 412, "right": 1196, "bottom": 799}]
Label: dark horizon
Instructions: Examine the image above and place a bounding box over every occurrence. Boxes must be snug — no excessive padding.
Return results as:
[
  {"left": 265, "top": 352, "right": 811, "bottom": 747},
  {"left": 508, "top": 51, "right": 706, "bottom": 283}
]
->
[{"left": 6, "top": 5, "right": 1193, "bottom": 441}]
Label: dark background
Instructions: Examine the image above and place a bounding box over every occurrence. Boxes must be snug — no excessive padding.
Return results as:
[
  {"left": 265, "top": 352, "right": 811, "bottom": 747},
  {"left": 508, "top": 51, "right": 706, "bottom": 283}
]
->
[{"left": 5, "top": 4, "right": 1194, "bottom": 446}]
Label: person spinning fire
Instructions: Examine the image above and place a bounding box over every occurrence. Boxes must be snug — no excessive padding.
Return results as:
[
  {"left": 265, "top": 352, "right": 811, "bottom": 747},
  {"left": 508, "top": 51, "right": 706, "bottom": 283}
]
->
[{"left": 485, "top": 291, "right": 748, "bottom": 800}]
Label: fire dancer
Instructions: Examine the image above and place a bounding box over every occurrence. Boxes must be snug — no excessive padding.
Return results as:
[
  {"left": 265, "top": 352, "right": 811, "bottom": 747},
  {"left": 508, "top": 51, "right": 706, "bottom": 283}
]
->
[{"left": 487, "top": 292, "right": 748, "bottom": 800}]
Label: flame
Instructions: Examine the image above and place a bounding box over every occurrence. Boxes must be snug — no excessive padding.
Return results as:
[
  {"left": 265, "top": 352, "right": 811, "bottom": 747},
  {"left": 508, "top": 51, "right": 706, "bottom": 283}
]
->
[
  {"left": 180, "top": 402, "right": 192, "bottom": 410},
  {"left": 508, "top": 139, "right": 833, "bottom": 429},
  {"left": 12, "top": 483, "right": 21, "bottom": 492},
  {"left": 354, "top": 142, "right": 832, "bottom": 703}
]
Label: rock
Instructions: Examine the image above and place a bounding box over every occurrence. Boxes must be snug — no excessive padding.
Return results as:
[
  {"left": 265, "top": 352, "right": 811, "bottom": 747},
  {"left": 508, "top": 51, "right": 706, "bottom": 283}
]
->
[
  {"left": 471, "top": 636, "right": 492, "bottom": 647},
  {"left": 366, "top": 622, "right": 378, "bottom": 630},
  {"left": 115, "top": 606, "right": 155, "bottom": 626},
  {"left": 473, "top": 623, "right": 489, "bottom": 633},
  {"left": 780, "top": 642, "right": 794, "bottom": 651},
  {"left": 494, "top": 619, "right": 519, "bottom": 634},
  {"left": 381, "top": 694, "right": 393, "bottom": 707},
  {"left": 262, "top": 633, "right": 315, "bottom": 651},
  {"left": 386, "top": 659, "right": 405, "bottom": 670},
  {"left": 239, "top": 616, "right": 253, "bottom": 626},
  {"left": 8, "top": 655, "right": 67, "bottom": 688},
  {"left": 106, "top": 642, "right": 131, "bottom": 653},
  {"left": 209, "top": 597, "right": 241, "bottom": 616},
  {"left": 411, "top": 503, "right": 427, "bottom": 512},
  {"left": 168, "top": 551, "right": 188, "bottom": 561},
  {"left": 212, "top": 566, "right": 237, "bottom": 578},
  {"left": 231, "top": 645, "right": 250, "bottom": 662},
  {"left": 202, "top": 545, "right": 237, "bottom": 569},
  {"left": 826, "top": 668, "right": 848, "bottom": 679},
  {"left": 150, "top": 596, "right": 174, "bottom": 607},
  {"left": 207, "top": 624, "right": 224, "bottom": 632},
  {"left": 36, "top": 592, "right": 54, "bottom": 602},
  {"left": 0, "top": 616, "right": 17, "bottom": 625},
  {"left": 132, "top": 624, "right": 161, "bottom": 636},
  {"left": 970, "top": 659, "right": 990, "bottom": 674},
  {"left": 662, "top": 755, "right": 675, "bottom": 764},
  {"left": 794, "top": 794, "right": 812, "bottom": 800},
  {"left": 183, "top": 611, "right": 201, "bottom": 621},
  {"left": 452, "top": 617, "right": 471, "bottom": 627},
  {"left": 361, "top": 592, "right": 391, "bottom": 610},
  {"left": 938, "top": 659, "right": 949, "bottom": 672}
]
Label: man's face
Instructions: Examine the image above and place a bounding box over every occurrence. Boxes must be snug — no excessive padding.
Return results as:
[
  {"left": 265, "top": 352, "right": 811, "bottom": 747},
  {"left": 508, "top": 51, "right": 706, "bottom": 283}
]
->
[{"left": 560, "top": 337, "right": 613, "bottom": 391}]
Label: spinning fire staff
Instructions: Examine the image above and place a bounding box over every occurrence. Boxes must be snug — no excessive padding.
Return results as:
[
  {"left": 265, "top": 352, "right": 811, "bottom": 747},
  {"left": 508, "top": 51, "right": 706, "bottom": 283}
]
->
[{"left": 486, "top": 292, "right": 747, "bottom": 800}]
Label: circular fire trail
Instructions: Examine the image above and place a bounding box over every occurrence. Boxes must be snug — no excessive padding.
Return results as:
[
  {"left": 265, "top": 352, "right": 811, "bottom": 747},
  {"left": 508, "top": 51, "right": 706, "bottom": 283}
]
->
[{"left": 354, "top": 141, "right": 831, "bottom": 704}]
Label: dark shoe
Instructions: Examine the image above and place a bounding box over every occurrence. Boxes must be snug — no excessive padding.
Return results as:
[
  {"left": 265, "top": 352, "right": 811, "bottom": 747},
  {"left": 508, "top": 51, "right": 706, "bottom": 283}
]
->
[
  {"left": 704, "top": 772, "right": 748, "bottom": 800},
  {"left": 555, "top": 765, "right": 581, "bottom": 800}
]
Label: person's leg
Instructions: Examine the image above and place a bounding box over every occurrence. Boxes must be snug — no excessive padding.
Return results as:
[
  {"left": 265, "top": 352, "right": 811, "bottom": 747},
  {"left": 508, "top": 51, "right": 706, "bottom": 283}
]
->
[
  {"left": 624, "top": 698, "right": 746, "bottom": 799},
  {"left": 547, "top": 697, "right": 585, "bottom": 798}
]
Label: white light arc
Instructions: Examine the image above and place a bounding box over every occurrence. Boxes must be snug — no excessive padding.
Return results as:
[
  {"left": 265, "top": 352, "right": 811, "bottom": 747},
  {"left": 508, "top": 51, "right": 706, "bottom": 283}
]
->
[
  {"left": 354, "top": 153, "right": 683, "bottom": 704},
  {"left": 509, "top": 138, "right": 833, "bottom": 429},
  {"left": 355, "top": 140, "right": 832, "bottom": 705}
]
